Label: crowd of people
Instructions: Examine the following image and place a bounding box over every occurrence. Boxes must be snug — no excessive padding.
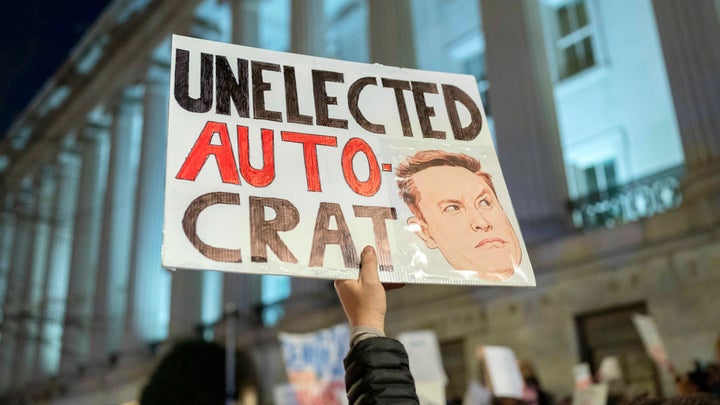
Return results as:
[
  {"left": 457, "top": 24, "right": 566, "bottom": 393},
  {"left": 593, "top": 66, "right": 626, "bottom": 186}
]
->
[{"left": 334, "top": 245, "right": 720, "bottom": 405}]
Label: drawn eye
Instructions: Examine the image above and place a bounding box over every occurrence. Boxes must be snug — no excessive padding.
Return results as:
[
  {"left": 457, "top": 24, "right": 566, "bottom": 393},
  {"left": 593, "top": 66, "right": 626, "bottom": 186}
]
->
[
  {"left": 477, "top": 198, "right": 491, "bottom": 208},
  {"left": 443, "top": 204, "right": 461, "bottom": 213}
]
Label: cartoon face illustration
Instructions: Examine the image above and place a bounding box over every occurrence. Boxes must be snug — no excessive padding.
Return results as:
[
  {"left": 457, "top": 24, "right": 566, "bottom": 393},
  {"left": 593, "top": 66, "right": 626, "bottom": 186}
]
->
[{"left": 397, "top": 150, "right": 522, "bottom": 281}]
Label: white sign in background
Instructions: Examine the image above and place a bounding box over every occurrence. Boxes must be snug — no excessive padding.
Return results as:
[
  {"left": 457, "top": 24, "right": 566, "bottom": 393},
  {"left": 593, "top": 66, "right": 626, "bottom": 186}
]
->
[
  {"left": 163, "top": 35, "right": 535, "bottom": 286},
  {"left": 397, "top": 330, "right": 448, "bottom": 405},
  {"left": 632, "top": 314, "right": 669, "bottom": 367}
]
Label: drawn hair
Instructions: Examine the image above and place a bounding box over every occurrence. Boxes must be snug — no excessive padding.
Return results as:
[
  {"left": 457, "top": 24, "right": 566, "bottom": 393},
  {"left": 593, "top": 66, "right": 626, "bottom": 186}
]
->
[{"left": 396, "top": 150, "right": 495, "bottom": 219}]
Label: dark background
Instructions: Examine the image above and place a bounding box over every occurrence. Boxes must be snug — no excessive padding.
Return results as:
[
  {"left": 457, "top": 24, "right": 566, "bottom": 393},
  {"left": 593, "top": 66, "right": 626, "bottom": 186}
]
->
[{"left": 0, "top": 1, "right": 112, "bottom": 137}]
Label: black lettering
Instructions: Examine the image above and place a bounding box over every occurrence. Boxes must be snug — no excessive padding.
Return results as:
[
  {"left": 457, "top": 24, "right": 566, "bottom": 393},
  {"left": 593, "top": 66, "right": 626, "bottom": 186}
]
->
[
  {"left": 353, "top": 205, "right": 396, "bottom": 271},
  {"left": 174, "top": 49, "right": 214, "bottom": 113},
  {"left": 284, "top": 66, "right": 313, "bottom": 125},
  {"left": 348, "top": 77, "right": 385, "bottom": 134},
  {"left": 412, "top": 81, "right": 445, "bottom": 139},
  {"left": 381, "top": 78, "right": 413, "bottom": 137},
  {"left": 182, "top": 192, "right": 241, "bottom": 262},
  {"left": 442, "top": 84, "right": 483, "bottom": 141},
  {"left": 215, "top": 56, "right": 249, "bottom": 117},
  {"left": 309, "top": 203, "right": 357, "bottom": 268},
  {"left": 252, "top": 61, "right": 283, "bottom": 122},
  {"left": 312, "top": 70, "right": 348, "bottom": 129},
  {"left": 249, "top": 196, "right": 299, "bottom": 263}
]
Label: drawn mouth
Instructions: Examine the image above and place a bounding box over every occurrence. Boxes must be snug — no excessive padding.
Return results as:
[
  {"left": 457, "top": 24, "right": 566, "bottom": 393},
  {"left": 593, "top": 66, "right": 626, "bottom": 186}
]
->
[{"left": 475, "top": 238, "right": 506, "bottom": 248}]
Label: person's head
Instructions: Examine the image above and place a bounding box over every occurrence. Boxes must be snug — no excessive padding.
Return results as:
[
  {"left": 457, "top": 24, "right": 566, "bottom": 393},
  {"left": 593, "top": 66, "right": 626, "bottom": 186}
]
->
[
  {"left": 517, "top": 358, "right": 540, "bottom": 386},
  {"left": 396, "top": 150, "right": 521, "bottom": 281}
]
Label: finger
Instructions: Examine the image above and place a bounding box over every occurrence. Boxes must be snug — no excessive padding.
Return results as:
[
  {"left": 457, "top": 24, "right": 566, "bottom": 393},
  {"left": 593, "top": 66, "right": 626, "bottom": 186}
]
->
[{"left": 359, "top": 245, "right": 379, "bottom": 285}]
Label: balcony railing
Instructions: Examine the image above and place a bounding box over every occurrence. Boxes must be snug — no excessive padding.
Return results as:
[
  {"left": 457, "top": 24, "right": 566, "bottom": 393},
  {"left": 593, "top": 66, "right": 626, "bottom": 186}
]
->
[{"left": 568, "top": 165, "right": 685, "bottom": 230}]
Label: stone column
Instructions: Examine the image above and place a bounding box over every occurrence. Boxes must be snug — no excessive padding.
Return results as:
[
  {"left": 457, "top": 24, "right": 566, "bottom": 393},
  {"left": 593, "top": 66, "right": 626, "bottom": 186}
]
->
[
  {"left": 0, "top": 195, "right": 16, "bottom": 324},
  {"left": 0, "top": 188, "right": 32, "bottom": 391},
  {"left": 58, "top": 119, "right": 110, "bottom": 374},
  {"left": 26, "top": 141, "right": 80, "bottom": 376},
  {"left": 0, "top": 190, "right": 19, "bottom": 392},
  {"left": 652, "top": 0, "right": 720, "bottom": 200},
  {"left": 36, "top": 145, "right": 82, "bottom": 377},
  {"left": 15, "top": 167, "right": 56, "bottom": 386},
  {"left": 230, "top": 0, "right": 260, "bottom": 46},
  {"left": 169, "top": 269, "right": 205, "bottom": 338},
  {"left": 291, "top": 0, "right": 325, "bottom": 56},
  {"left": 126, "top": 59, "right": 172, "bottom": 350},
  {"left": 368, "top": 0, "right": 416, "bottom": 67},
  {"left": 480, "top": 0, "right": 572, "bottom": 242},
  {"left": 91, "top": 85, "right": 144, "bottom": 363}
]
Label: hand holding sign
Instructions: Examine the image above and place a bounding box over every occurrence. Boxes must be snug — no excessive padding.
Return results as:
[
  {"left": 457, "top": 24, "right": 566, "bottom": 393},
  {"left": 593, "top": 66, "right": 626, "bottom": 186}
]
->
[{"left": 334, "top": 246, "right": 403, "bottom": 333}]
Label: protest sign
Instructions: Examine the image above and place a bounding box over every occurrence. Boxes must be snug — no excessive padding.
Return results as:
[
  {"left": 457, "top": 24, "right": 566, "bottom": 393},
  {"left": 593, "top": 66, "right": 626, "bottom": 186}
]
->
[
  {"left": 597, "top": 356, "right": 623, "bottom": 383},
  {"left": 397, "top": 330, "right": 448, "bottom": 405},
  {"left": 278, "top": 324, "right": 349, "bottom": 405},
  {"left": 632, "top": 314, "right": 670, "bottom": 368},
  {"left": 163, "top": 34, "right": 535, "bottom": 286},
  {"left": 479, "top": 345, "right": 524, "bottom": 399},
  {"left": 573, "top": 362, "right": 593, "bottom": 389}
]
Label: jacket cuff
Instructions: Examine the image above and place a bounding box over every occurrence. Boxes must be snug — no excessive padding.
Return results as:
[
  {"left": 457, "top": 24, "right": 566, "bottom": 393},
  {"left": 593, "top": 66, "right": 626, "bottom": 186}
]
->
[{"left": 349, "top": 325, "right": 386, "bottom": 348}]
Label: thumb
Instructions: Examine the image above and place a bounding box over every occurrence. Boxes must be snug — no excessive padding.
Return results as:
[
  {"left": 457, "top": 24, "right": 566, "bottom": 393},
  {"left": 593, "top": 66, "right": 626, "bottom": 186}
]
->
[{"left": 359, "top": 246, "right": 379, "bottom": 285}]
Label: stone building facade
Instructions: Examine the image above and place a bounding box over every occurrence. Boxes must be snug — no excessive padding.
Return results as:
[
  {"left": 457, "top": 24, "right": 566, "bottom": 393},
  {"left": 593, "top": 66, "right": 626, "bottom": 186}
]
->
[{"left": 0, "top": 0, "right": 718, "bottom": 403}]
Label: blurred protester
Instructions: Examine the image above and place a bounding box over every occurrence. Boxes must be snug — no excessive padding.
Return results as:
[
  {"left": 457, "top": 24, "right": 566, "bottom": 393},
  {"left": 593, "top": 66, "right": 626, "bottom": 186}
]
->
[
  {"left": 675, "top": 362, "right": 710, "bottom": 395},
  {"left": 518, "top": 358, "right": 555, "bottom": 405},
  {"left": 627, "top": 392, "right": 720, "bottom": 404},
  {"left": 139, "top": 340, "right": 257, "bottom": 405},
  {"left": 335, "top": 245, "right": 419, "bottom": 404},
  {"left": 707, "top": 335, "right": 720, "bottom": 396},
  {"left": 677, "top": 334, "right": 720, "bottom": 397}
]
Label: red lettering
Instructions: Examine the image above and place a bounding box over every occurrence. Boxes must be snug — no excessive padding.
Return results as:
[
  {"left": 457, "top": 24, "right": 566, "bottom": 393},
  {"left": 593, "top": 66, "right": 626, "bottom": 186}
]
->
[
  {"left": 176, "top": 121, "right": 240, "bottom": 184},
  {"left": 281, "top": 131, "right": 337, "bottom": 192},
  {"left": 341, "top": 138, "right": 381, "bottom": 196},
  {"left": 237, "top": 126, "right": 276, "bottom": 187}
]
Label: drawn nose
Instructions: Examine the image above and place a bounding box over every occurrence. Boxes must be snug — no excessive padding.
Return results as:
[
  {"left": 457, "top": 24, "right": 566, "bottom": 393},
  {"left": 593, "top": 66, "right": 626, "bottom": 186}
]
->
[{"left": 470, "top": 210, "right": 492, "bottom": 231}]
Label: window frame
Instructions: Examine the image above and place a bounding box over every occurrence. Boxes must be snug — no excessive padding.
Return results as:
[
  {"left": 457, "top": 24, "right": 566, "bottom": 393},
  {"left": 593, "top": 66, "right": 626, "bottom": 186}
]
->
[{"left": 540, "top": 0, "right": 604, "bottom": 83}]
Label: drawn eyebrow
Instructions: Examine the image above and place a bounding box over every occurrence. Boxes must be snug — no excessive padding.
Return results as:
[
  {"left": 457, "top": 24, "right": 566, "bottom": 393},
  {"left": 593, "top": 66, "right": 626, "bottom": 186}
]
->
[
  {"left": 473, "top": 184, "right": 492, "bottom": 196},
  {"left": 437, "top": 198, "right": 462, "bottom": 208},
  {"left": 475, "top": 183, "right": 497, "bottom": 201}
]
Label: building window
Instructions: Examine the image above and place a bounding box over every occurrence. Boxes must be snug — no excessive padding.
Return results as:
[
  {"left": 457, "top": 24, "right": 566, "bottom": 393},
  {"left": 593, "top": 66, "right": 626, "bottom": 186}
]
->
[
  {"left": 552, "top": 0, "right": 596, "bottom": 80},
  {"left": 580, "top": 159, "right": 617, "bottom": 195}
]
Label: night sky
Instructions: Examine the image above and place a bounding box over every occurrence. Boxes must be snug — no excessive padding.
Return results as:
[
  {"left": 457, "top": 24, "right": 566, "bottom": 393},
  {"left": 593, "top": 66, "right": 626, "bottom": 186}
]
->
[{"left": 0, "top": 1, "right": 112, "bottom": 137}]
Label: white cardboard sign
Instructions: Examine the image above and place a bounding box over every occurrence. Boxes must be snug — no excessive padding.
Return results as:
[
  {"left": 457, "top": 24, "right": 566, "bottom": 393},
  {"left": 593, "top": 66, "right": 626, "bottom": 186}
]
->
[
  {"left": 632, "top": 314, "right": 669, "bottom": 367},
  {"left": 481, "top": 345, "right": 525, "bottom": 399},
  {"left": 163, "top": 35, "right": 535, "bottom": 286}
]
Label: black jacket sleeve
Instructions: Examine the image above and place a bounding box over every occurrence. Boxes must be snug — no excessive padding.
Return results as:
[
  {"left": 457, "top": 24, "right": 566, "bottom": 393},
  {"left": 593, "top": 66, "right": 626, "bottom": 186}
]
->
[{"left": 343, "top": 336, "right": 420, "bottom": 405}]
